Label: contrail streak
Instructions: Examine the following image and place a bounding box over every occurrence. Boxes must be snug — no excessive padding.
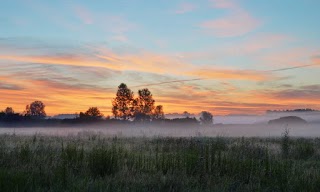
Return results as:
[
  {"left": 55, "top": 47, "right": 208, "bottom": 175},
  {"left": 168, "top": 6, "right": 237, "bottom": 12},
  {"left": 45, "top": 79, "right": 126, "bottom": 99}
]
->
[
  {"left": 264, "top": 63, "right": 319, "bottom": 72},
  {"left": 130, "top": 78, "right": 206, "bottom": 88},
  {"left": 102, "top": 78, "right": 206, "bottom": 90}
]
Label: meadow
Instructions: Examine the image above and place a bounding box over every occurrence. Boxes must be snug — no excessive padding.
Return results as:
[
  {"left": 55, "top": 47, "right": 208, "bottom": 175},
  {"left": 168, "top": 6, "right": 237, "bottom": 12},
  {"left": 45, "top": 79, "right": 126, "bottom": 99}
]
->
[{"left": 0, "top": 131, "right": 320, "bottom": 191}]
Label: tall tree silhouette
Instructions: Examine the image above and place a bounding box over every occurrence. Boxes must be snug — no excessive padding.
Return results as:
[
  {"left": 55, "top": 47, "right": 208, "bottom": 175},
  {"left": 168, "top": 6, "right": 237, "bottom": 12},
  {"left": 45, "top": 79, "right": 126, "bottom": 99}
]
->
[
  {"left": 153, "top": 105, "right": 165, "bottom": 120},
  {"left": 112, "top": 83, "right": 134, "bottom": 120},
  {"left": 25, "top": 101, "right": 46, "bottom": 118},
  {"left": 199, "top": 111, "right": 213, "bottom": 125},
  {"left": 133, "top": 88, "right": 155, "bottom": 122}
]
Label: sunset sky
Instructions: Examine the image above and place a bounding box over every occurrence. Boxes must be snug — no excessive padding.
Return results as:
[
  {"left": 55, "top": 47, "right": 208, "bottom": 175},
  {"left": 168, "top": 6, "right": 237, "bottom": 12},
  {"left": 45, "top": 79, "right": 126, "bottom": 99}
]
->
[{"left": 0, "top": 0, "right": 320, "bottom": 116}]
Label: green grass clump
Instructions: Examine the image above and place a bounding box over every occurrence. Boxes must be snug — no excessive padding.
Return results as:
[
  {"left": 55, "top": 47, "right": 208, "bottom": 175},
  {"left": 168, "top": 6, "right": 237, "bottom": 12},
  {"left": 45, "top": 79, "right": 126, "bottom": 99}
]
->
[
  {"left": 88, "top": 146, "right": 122, "bottom": 177},
  {"left": 0, "top": 134, "right": 320, "bottom": 191}
]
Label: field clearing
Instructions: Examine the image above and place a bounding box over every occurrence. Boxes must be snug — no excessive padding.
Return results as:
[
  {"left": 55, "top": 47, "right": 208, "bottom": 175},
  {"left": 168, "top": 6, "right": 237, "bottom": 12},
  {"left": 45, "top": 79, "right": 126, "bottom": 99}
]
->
[
  {"left": 0, "top": 123, "right": 319, "bottom": 137},
  {"left": 1, "top": 132, "right": 320, "bottom": 191}
]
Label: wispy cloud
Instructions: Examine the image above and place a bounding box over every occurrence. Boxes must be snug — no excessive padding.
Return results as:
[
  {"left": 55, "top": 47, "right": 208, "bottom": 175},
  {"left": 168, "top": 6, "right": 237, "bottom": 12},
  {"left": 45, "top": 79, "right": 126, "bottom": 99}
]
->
[
  {"left": 0, "top": 82, "right": 23, "bottom": 91},
  {"left": 174, "top": 2, "right": 196, "bottom": 14},
  {"left": 256, "top": 85, "right": 320, "bottom": 104},
  {"left": 0, "top": 39, "right": 280, "bottom": 82},
  {"left": 209, "top": 0, "right": 236, "bottom": 9},
  {"left": 156, "top": 89, "right": 290, "bottom": 115},
  {"left": 180, "top": 33, "right": 290, "bottom": 61},
  {"left": 200, "top": 0, "right": 260, "bottom": 37},
  {"left": 4, "top": 38, "right": 318, "bottom": 115},
  {"left": 0, "top": 51, "right": 274, "bottom": 82},
  {"left": 0, "top": 54, "right": 120, "bottom": 70}
]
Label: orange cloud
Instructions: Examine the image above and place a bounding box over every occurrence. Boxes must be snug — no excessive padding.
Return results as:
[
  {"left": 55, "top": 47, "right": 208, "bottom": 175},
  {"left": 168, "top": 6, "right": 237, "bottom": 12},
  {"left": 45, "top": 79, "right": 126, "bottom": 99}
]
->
[
  {"left": 0, "top": 54, "right": 121, "bottom": 70},
  {"left": 1, "top": 73, "right": 319, "bottom": 116},
  {"left": 313, "top": 56, "right": 320, "bottom": 65},
  {"left": 4, "top": 42, "right": 317, "bottom": 116},
  {"left": 244, "top": 87, "right": 320, "bottom": 108},
  {"left": 1, "top": 49, "right": 280, "bottom": 82},
  {"left": 151, "top": 81, "right": 320, "bottom": 115}
]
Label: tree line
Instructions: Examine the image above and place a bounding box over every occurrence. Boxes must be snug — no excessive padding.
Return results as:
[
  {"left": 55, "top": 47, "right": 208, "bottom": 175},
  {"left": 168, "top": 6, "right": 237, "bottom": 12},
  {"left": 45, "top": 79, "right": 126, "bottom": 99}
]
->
[
  {"left": 0, "top": 101, "right": 46, "bottom": 121},
  {"left": 0, "top": 83, "right": 213, "bottom": 126}
]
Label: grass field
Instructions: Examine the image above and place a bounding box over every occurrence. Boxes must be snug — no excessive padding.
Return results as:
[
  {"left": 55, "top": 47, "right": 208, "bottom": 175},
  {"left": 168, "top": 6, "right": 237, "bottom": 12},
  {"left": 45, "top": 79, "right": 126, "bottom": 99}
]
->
[{"left": 1, "top": 131, "right": 320, "bottom": 191}]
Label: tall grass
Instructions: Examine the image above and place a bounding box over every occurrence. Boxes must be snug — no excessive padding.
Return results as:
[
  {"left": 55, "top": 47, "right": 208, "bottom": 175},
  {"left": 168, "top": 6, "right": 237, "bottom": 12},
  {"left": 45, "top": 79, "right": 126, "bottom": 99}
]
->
[
  {"left": 281, "top": 127, "right": 290, "bottom": 158},
  {"left": 0, "top": 134, "right": 320, "bottom": 191}
]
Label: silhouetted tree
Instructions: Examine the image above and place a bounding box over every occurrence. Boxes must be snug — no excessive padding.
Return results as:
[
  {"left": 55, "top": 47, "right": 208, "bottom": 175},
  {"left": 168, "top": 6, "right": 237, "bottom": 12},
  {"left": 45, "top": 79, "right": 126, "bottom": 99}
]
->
[
  {"left": 0, "top": 107, "right": 22, "bottom": 122},
  {"left": 4, "top": 107, "right": 14, "bottom": 115},
  {"left": 0, "top": 111, "right": 5, "bottom": 120},
  {"left": 84, "top": 107, "right": 103, "bottom": 119},
  {"left": 133, "top": 88, "right": 155, "bottom": 122},
  {"left": 153, "top": 105, "right": 165, "bottom": 120},
  {"left": 112, "top": 83, "right": 134, "bottom": 120},
  {"left": 200, "top": 111, "right": 213, "bottom": 125},
  {"left": 163, "top": 117, "right": 199, "bottom": 127},
  {"left": 25, "top": 101, "right": 46, "bottom": 119},
  {"left": 79, "top": 112, "right": 86, "bottom": 119},
  {"left": 183, "top": 111, "right": 190, "bottom": 118}
]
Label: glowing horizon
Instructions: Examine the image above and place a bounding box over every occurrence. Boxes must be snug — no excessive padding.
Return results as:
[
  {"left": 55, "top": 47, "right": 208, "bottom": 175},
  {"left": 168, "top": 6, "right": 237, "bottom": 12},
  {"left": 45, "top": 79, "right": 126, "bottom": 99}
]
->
[{"left": 1, "top": 0, "right": 320, "bottom": 116}]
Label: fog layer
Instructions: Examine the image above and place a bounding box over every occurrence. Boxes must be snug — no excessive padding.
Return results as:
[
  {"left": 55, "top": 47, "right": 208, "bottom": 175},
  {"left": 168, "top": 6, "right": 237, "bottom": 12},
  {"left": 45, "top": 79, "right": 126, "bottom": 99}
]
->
[{"left": 0, "top": 123, "right": 319, "bottom": 138}]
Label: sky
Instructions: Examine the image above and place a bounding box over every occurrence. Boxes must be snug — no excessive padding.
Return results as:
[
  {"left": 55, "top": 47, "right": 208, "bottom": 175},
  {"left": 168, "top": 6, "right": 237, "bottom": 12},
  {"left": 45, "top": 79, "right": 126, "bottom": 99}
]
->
[{"left": 0, "top": 0, "right": 320, "bottom": 116}]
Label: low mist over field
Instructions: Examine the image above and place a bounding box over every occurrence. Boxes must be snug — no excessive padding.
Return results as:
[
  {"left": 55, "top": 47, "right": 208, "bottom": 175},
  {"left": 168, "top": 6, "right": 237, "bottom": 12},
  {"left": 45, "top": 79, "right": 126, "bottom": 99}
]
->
[
  {"left": 0, "top": 111, "right": 320, "bottom": 137},
  {"left": 0, "top": 123, "right": 319, "bottom": 138}
]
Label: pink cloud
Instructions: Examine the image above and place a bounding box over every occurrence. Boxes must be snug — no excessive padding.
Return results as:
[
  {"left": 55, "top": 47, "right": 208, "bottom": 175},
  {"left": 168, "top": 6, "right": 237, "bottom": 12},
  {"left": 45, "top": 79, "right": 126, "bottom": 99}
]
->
[
  {"left": 200, "top": 9, "right": 260, "bottom": 37},
  {"left": 313, "top": 56, "right": 320, "bottom": 65},
  {"left": 179, "top": 33, "right": 289, "bottom": 62},
  {"left": 200, "top": 0, "right": 260, "bottom": 37},
  {"left": 175, "top": 2, "right": 196, "bottom": 14},
  {"left": 209, "top": 0, "right": 236, "bottom": 9}
]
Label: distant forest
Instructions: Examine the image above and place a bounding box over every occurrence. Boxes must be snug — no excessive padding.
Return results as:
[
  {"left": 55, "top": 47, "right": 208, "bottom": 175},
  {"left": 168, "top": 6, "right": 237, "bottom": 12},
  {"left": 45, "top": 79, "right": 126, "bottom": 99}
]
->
[
  {"left": 266, "top": 109, "right": 319, "bottom": 113},
  {"left": 0, "top": 83, "right": 213, "bottom": 127}
]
